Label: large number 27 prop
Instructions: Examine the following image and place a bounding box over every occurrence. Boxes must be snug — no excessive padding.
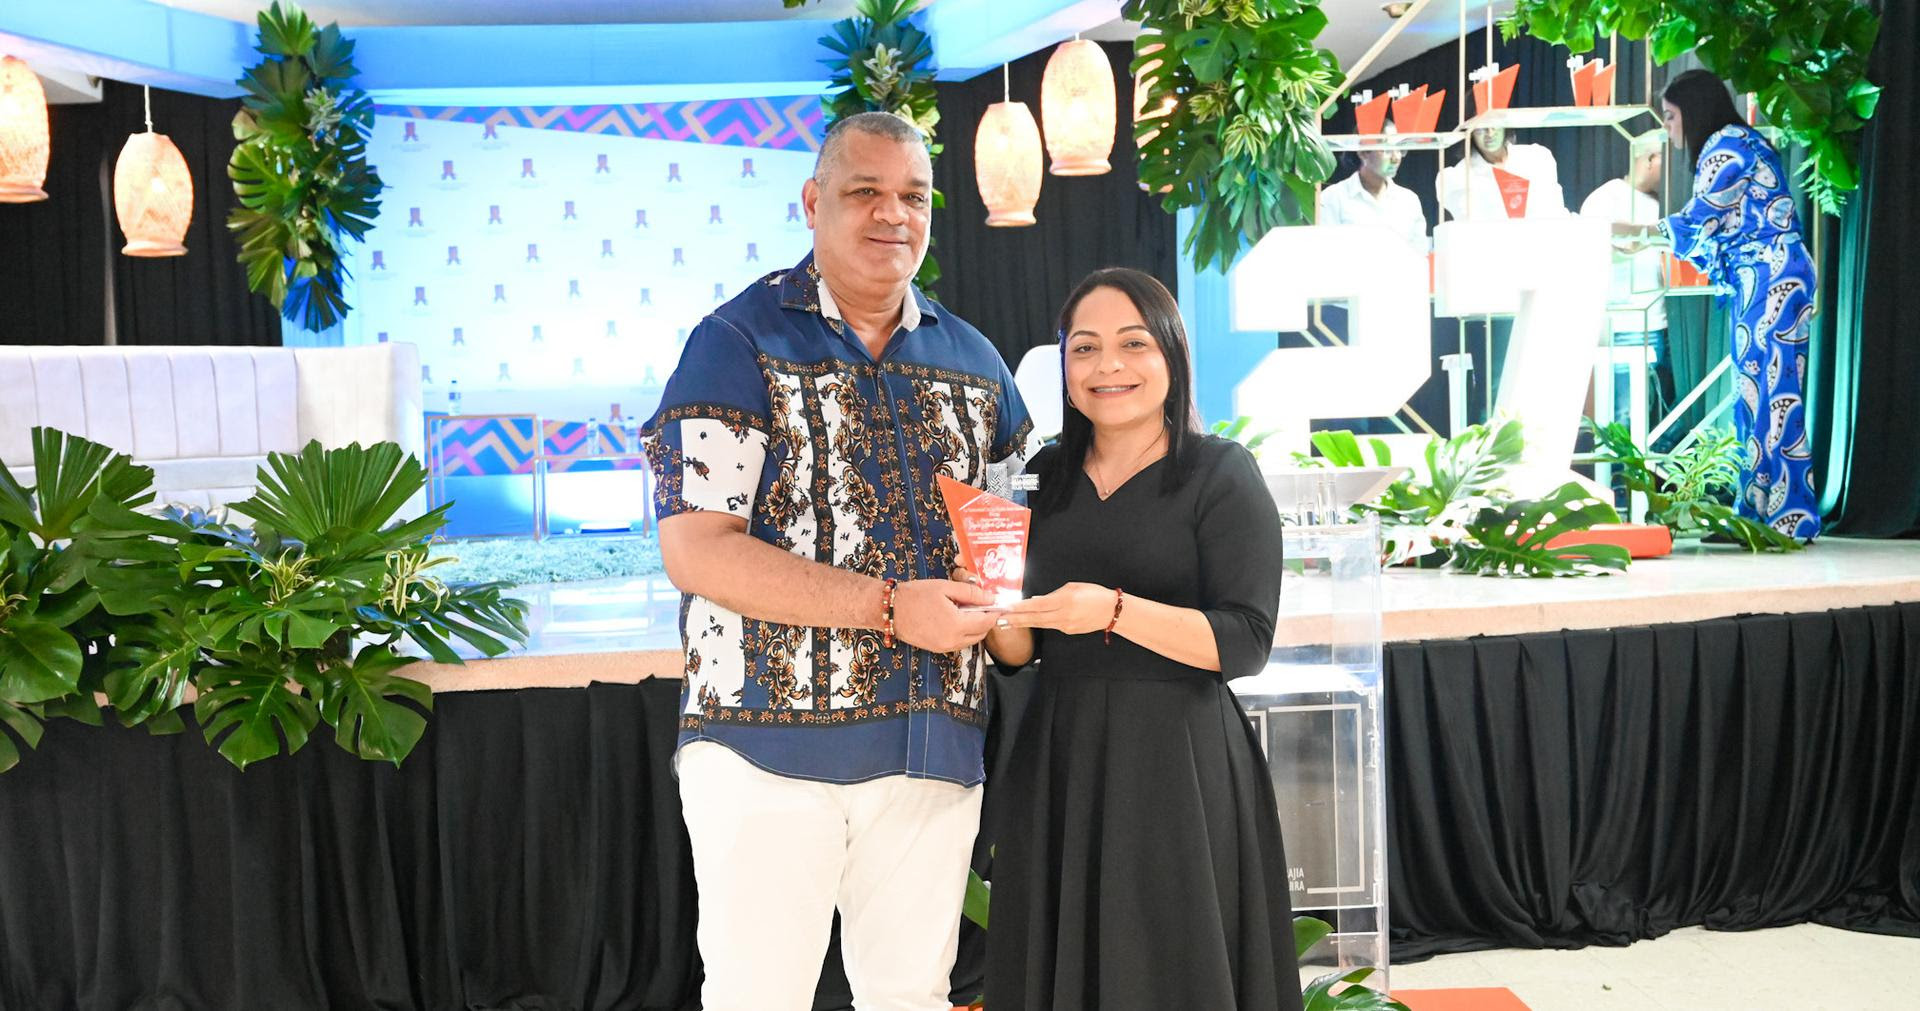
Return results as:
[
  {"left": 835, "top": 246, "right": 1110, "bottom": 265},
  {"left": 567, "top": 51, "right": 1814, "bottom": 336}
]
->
[{"left": 1229, "top": 218, "right": 1610, "bottom": 496}]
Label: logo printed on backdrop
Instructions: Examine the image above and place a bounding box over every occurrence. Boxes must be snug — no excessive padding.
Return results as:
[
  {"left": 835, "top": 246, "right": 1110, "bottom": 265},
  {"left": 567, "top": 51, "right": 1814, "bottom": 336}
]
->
[
  {"left": 362, "top": 100, "right": 822, "bottom": 411},
  {"left": 408, "top": 207, "right": 424, "bottom": 228},
  {"left": 563, "top": 199, "right": 578, "bottom": 221},
  {"left": 413, "top": 285, "right": 428, "bottom": 306},
  {"left": 422, "top": 364, "right": 434, "bottom": 384},
  {"left": 784, "top": 201, "right": 805, "bottom": 232},
  {"left": 572, "top": 357, "right": 587, "bottom": 377},
  {"left": 451, "top": 327, "right": 466, "bottom": 347},
  {"left": 498, "top": 362, "right": 513, "bottom": 382},
  {"left": 401, "top": 120, "right": 424, "bottom": 149}
]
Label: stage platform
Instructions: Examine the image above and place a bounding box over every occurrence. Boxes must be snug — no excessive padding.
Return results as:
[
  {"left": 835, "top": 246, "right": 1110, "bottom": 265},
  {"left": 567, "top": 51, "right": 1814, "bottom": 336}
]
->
[{"left": 412, "top": 537, "right": 1920, "bottom": 692}]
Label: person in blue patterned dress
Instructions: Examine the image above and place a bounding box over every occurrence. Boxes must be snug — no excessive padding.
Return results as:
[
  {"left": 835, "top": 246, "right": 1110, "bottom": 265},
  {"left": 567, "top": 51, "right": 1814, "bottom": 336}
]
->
[{"left": 1656, "top": 70, "right": 1822, "bottom": 540}]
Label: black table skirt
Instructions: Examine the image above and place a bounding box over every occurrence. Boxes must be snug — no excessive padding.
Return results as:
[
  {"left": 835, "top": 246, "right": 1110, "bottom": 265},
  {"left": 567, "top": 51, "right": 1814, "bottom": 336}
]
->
[{"left": 3, "top": 603, "right": 1918, "bottom": 1007}]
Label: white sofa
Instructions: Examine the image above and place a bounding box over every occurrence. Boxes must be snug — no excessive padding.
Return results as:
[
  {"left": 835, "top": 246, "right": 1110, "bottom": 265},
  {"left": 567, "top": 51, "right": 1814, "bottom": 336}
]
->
[{"left": 0, "top": 343, "right": 423, "bottom": 513}]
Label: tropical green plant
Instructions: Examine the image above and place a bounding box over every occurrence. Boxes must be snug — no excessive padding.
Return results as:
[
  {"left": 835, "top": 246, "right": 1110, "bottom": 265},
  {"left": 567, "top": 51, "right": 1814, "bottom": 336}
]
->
[
  {"left": 816, "top": 0, "right": 946, "bottom": 292},
  {"left": 1503, "top": 0, "right": 1880, "bottom": 215},
  {"left": 1449, "top": 481, "right": 1632, "bottom": 576},
  {"left": 1127, "top": 0, "right": 1343, "bottom": 273},
  {"left": 1302, "top": 420, "right": 1628, "bottom": 576},
  {"left": 1294, "top": 917, "right": 1414, "bottom": 1011},
  {"left": 1586, "top": 418, "right": 1801, "bottom": 551},
  {"left": 0, "top": 428, "right": 528, "bottom": 774},
  {"left": 0, "top": 429, "right": 165, "bottom": 771},
  {"left": 228, "top": 1, "right": 384, "bottom": 331},
  {"left": 1212, "top": 414, "right": 1280, "bottom": 457}
]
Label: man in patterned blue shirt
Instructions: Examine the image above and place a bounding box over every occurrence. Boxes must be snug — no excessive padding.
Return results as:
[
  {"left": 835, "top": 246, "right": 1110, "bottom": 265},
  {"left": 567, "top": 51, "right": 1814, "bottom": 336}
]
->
[{"left": 644, "top": 111, "right": 1031, "bottom": 1010}]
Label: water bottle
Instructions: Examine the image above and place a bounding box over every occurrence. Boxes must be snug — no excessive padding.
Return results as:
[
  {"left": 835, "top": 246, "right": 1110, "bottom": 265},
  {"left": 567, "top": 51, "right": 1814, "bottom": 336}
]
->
[
  {"left": 587, "top": 416, "right": 602, "bottom": 455},
  {"left": 448, "top": 379, "right": 462, "bottom": 414}
]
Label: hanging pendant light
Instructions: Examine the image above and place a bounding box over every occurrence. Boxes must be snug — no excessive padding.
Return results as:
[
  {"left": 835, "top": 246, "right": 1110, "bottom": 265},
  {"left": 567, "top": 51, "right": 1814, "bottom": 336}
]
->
[
  {"left": 1131, "top": 41, "right": 1176, "bottom": 195},
  {"left": 113, "top": 87, "right": 193, "bottom": 256},
  {"left": 1040, "top": 38, "right": 1115, "bottom": 176},
  {"left": 975, "top": 65, "right": 1041, "bottom": 227},
  {"left": 0, "top": 55, "right": 51, "bottom": 203}
]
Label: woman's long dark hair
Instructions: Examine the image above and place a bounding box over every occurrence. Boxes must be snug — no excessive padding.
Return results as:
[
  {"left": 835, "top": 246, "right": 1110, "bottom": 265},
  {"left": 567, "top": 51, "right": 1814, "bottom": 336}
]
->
[
  {"left": 1663, "top": 70, "right": 1744, "bottom": 171},
  {"left": 1032, "top": 268, "right": 1203, "bottom": 516}
]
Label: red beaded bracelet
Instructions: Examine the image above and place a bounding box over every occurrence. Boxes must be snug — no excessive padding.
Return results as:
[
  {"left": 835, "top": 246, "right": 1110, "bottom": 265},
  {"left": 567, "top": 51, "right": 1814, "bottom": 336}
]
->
[
  {"left": 880, "top": 578, "right": 900, "bottom": 648},
  {"left": 1104, "top": 587, "right": 1124, "bottom": 645}
]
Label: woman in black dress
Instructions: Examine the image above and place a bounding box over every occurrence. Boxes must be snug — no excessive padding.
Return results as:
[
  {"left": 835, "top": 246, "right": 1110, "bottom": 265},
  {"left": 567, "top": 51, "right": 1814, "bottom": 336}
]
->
[{"left": 980, "top": 268, "right": 1300, "bottom": 1010}]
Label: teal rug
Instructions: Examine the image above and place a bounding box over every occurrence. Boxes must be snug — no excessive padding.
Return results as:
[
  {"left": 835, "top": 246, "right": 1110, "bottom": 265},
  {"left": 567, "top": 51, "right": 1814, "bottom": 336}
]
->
[{"left": 427, "top": 534, "right": 664, "bottom": 586}]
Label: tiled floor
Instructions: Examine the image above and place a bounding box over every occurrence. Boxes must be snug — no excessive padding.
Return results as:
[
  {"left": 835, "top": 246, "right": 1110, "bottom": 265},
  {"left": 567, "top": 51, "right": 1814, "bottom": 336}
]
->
[{"left": 1385, "top": 923, "right": 1920, "bottom": 1010}]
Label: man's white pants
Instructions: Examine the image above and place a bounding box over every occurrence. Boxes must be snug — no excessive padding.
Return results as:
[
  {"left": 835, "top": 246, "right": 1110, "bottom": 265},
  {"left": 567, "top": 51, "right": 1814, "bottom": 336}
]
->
[{"left": 677, "top": 741, "right": 984, "bottom": 1011}]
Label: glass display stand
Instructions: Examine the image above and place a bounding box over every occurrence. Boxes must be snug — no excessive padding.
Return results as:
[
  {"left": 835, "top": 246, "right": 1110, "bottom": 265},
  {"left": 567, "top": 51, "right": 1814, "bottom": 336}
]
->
[
  {"left": 426, "top": 412, "right": 540, "bottom": 538},
  {"left": 1323, "top": 131, "right": 1464, "bottom": 153},
  {"left": 1463, "top": 105, "right": 1653, "bottom": 132},
  {"left": 1231, "top": 517, "right": 1389, "bottom": 993}
]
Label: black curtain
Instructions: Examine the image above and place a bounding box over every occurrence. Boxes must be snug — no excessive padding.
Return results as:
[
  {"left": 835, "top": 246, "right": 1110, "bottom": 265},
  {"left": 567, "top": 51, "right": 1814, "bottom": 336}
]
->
[
  {"left": 0, "top": 677, "right": 989, "bottom": 1011},
  {"left": 0, "top": 79, "right": 280, "bottom": 347},
  {"left": 929, "top": 42, "right": 1178, "bottom": 367},
  {"left": 1810, "top": 0, "right": 1920, "bottom": 537},
  {"left": 1386, "top": 603, "right": 1920, "bottom": 961},
  {"left": 0, "top": 94, "right": 112, "bottom": 344}
]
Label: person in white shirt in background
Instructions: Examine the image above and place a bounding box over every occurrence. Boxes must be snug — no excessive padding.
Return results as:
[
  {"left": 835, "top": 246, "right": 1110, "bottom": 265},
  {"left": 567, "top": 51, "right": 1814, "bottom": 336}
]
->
[
  {"left": 1580, "top": 129, "right": 1675, "bottom": 437},
  {"left": 1437, "top": 126, "right": 1570, "bottom": 221},
  {"left": 1318, "top": 129, "right": 1429, "bottom": 255},
  {"left": 1434, "top": 126, "right": 1570, "bottom": 426}
]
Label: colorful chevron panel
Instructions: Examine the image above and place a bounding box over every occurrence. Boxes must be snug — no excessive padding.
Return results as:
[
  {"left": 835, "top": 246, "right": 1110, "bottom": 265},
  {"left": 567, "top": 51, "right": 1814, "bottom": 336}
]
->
[
  {"left": 374, "top": 97, "right": 825, "bottom": 152},
  {"left": 428, "top": 416, "right": 653, "bottom": 476}
]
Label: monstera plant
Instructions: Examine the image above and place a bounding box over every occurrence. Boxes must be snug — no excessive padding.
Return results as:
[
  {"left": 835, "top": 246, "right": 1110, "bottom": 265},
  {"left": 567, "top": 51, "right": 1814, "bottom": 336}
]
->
[
  {"left": 1297, "top": 421, "right": 1630, "bottom": 577},
  {"left": 1127, "top": 0, "right": 1343, "bottom": 273},
  {"left": 228, "top": 1, "right": 384, "bottom": 331},
  {"left": 0, "top": 428, "right": 526, "bottom": 773}
]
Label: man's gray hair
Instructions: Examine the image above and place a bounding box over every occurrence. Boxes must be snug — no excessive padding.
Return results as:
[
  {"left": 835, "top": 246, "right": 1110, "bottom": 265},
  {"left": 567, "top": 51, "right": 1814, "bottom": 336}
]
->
[
  {"left": 1629, "top": 128, "right": 1665, "bottom": 161},
  {"left": 813, "top": 111, "right": 926, "bottom": 182}
]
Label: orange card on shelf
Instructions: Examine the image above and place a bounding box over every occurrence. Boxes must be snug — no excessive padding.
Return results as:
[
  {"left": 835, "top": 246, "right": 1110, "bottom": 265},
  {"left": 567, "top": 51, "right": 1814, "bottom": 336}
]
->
[
  {"left": 1355, "top": 92, "right": 1392, "bottom": 135},
  {"left": 1418, "top": 89, "right": 1448, "bottom": 132},
  {"left": 1571, "top": 60, "right": 1600, "bottom": 106},
  {"left": 937, "top": 475, "right": 1030, "bottom": 607},
  {"left": 1668, "top": 253, "right": 1712, "bottom": 287},
  {"left": 1590, "top": 64, "right": 1618, "bottom": 106},
  {"left": 1391, "top": 85, "right": 1428, "bottom": 132},
  {"left": 1472, "top": 64, "right": 1520, "bottom": 115}
]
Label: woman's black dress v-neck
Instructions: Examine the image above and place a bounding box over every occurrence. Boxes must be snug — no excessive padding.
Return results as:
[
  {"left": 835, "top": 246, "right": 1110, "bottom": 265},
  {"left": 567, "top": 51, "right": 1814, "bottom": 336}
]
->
[{"left": 984, "top": 436, "right": 1303, "bottom": 1011}]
